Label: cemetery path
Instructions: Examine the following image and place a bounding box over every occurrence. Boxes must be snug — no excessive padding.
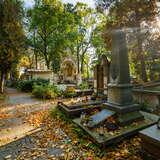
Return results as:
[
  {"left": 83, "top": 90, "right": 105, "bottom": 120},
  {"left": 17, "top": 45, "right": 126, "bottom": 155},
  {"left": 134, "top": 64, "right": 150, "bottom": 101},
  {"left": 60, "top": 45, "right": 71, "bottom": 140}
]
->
[
  {"left": 0, "top": 88, "right": 55, "bottom": 147},
  {"left": 0, "top": 88, "right": 145, "bottom": 160},
  {"left": 0, "top": 89, "right": 146, "bottom": 160},
  {"left": 0, "top": 88, "right": 74, "bottom": 159}
]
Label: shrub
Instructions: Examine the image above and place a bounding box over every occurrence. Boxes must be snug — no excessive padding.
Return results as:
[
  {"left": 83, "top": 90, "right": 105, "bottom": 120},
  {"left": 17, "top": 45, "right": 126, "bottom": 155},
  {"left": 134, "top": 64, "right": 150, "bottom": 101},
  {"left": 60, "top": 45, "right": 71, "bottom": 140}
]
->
[
  {"left": 17, "top": 78, "right": 49, "bottom": 92},
  {"left": 32, "top": 84, "right": 59, "bottom": 99},
  {"left": 6, "top": 80, "right": 19, "bottom": 88},
  {"left": 56, "top": 84, "right": 67, "bottom": 95},
  {"left": 0, "top": 94, "right": 6, "bottom": 101},
  {"left": 79, "top": 82, "right": 89, "bottom": 90}
]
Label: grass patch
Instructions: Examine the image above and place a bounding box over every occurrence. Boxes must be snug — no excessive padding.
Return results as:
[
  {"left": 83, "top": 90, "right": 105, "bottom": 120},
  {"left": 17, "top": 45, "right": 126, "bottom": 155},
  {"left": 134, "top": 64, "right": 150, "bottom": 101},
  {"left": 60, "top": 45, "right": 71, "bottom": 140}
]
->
[{"left": 0, "top": 94, "right": 6, "bottom": 101}]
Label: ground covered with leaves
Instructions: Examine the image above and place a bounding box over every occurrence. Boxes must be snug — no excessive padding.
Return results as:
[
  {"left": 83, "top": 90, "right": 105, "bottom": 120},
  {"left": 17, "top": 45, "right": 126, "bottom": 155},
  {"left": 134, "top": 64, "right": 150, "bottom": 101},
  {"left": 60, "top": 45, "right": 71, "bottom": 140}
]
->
[{"left": 13, "top": 107, "right": 144, "bottom": 160}]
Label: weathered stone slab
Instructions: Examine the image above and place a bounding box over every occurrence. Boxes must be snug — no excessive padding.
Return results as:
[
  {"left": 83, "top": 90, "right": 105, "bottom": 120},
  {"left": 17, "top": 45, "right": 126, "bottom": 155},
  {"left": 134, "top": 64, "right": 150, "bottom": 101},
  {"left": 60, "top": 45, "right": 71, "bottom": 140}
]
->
[
  {"left": 58, "top": 101, "right": 105, "bottom": 117},
  {"left": 139, "top": 124, "right": 160, "bottom": 159},
  {"left": 76, "top": 89, "right": 94, "bottom": 96},
  {"left": 73, "top": 111, "right": 158, "bottom": 146},
  {"left": 87, "top": 109, "right": 115, "bottom": 128},
  {"left": 140, "top": 124, "right": 160, "bottom": 145},
  {"left": 139, "top": 125, "right": 160, "bottom": 159}
]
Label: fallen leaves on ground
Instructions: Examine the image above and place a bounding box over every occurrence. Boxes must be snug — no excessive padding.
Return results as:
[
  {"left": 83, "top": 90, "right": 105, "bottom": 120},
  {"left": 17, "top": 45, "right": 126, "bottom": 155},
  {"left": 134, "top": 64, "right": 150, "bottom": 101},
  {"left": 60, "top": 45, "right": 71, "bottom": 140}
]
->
[
  {"left": 0, "top": 112, "right": 12, "bottom": 119},
  {"left": 16, "top": 108, "right": 144, "bottom": 160}
]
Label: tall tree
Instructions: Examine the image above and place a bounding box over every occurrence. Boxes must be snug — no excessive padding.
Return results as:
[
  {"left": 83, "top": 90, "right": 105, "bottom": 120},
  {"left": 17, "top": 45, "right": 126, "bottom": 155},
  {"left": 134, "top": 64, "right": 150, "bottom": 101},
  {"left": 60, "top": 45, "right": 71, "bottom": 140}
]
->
[
  {"left": 27, "top": 0, "right": 77, "bottom": 71},
  {"left": 95, "top": 0, "right": 158, "bottom": 82},
  {"left": 0, "top": 0, "right": 25, "bottom": 93},
  {"left": 91, "top": 13, "right": 110, "bottom": 58},
  {"left": 66, "top": 3, "right": 96, "bottom": 75}
]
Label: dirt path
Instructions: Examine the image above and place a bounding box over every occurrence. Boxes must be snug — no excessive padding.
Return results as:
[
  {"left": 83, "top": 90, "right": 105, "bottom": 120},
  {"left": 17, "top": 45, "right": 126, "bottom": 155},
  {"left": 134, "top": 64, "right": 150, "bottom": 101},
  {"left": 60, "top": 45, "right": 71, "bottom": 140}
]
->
[{"left": 0, "top": 88, "right": 55, "bottom": 147}]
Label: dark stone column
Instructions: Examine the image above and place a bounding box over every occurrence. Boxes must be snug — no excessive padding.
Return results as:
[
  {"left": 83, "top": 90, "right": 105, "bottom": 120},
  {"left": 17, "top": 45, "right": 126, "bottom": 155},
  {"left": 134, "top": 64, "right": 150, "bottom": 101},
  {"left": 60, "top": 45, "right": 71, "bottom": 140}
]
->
[
  {"left": 101, "top": 55, "right": 110, "bottom": 95},
  {"left": 93, "top": 65, "right": 98, "bottom": 93},
  {"left": 105, "top": 30, "right": 143, "bottom": 125}
]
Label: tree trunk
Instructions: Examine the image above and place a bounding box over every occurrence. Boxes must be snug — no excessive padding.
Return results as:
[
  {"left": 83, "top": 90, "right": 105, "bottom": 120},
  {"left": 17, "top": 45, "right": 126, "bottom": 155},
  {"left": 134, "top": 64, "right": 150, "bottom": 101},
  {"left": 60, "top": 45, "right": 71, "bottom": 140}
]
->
[
  {"left": 86, "top": 63, "right": 89, "bottom": 79},
  {"left": 77, "top": 48, "right": 80, "bottom": 74},
  {"left": 149, "top": 59, "right": 155, "bottom": 81},
  {"left": 46, "top": 60, "right": 50, "bottom": 69},
  {"left": 35, "top": 53, "right": 38, "bottom": 69},
  {"left": 33, "top": 29, "right": 38, "bottom": 69},
  {"left": 0, "top": 72, "right": 5, "bottom": 94},
  {"left": 44, "top": 38, "right": 50, "bottom": 69},
  {"left": 81, "top": 55, "right": 84, "bottom": 74}
]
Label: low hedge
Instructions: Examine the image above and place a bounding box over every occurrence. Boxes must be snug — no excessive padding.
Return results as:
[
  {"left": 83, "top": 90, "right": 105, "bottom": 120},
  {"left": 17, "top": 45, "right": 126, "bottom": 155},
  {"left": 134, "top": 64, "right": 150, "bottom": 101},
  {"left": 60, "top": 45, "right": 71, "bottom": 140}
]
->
[
  {"left": 17, "top": 78, "right": 49, "bottom": 92},
  {"left": 32, "top": 84, "right": 59, "bottom": 99},
  {"left": 79, "top": 82, "right": 89, "bottom": 90}
]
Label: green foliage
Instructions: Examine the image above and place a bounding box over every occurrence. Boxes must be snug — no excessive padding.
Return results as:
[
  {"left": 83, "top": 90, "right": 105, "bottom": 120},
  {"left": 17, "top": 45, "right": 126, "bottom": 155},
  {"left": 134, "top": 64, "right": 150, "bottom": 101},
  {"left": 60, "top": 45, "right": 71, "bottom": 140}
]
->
[
  {"left": 32, "top": 84, "right": 58, "bottom": 99},
  {"left": 26, "top": 0, "right": 79, "bottom": 70},
  {"left": 51, "top": 53, "right": 61, "bottom": 73},
  {"left": 91, "top": 13, "right": 108, "bottom": 57},
  {"left": 79, "top": 81, "right": 89, "bottom": 90},
  {"left": 0, "top": 0, "right": 25, "bottom": 93},
  {"left": 67, "top": 3, "right": 96, "bottom": 74},
  {"left": 17, "top": 78, "right": 49, "bottom": 92},
  {"left": 0, "top": 93, "right": 6, "bottom": 101},
  {"left": 64, "top": 86, "right": 77, "bottom": 98},
  {"left": 26, "top": 1, "right": 100, "bottom": 78},
  {"left": 6, "top": 80, "right": 19, "bottom": 88},
  {"left": 96, "top": 0, "right": 159, "bottom": 82}
]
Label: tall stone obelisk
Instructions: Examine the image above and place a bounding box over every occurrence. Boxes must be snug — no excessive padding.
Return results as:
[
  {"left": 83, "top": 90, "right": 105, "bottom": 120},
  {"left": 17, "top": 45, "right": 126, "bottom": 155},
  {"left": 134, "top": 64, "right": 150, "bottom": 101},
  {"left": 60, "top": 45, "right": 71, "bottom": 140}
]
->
[{"left": 105, "top": 30, "right": 143, "bottom": 125}]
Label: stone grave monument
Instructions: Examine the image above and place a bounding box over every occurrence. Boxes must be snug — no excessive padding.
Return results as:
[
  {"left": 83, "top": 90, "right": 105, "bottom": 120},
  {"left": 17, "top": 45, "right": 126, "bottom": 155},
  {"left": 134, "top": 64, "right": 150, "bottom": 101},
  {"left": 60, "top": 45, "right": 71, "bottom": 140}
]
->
[
  {"left": 61, "top": 57, "right": 77, "bottom": 84},
  {"left": 73, "top": 29, "right": 158, "bottom": 146},
  {"left": 93, "top": 55, "right": 110, "bottom": 95},
  {"left": 104, "top": 30, "right": 143, "bottom": 125}
]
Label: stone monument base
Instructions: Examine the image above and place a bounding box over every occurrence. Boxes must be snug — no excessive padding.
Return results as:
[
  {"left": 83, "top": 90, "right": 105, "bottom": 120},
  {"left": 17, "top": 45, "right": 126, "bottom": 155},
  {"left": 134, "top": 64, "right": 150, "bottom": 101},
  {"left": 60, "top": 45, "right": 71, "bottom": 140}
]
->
[
  {"left": 73, "top": 111, "right": 158, "bottom": 146},
  {"left": 105, "top": 83, "right": 144, "bottom": 126},
  {"left": 104, "top": 102, "right": 144, "bottom": 126}
]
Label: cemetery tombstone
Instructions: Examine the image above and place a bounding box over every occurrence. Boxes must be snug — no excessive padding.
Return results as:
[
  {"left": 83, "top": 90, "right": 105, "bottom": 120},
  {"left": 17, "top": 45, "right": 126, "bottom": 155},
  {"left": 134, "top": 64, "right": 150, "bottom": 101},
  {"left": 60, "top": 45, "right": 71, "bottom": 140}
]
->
[
  {"left": 105, "top": 30, "right": 143, "bottom": 125},
  {"left": 100, "top": 55, "right": 110, "bottom": 95},
  {"left": 94, "top": 56, "right": 110, "bottom": 95},
  {"left": 73, "top": 29, "right": 158, "bottom": 146},
  {"left": 94, "top": 64, "right": 104, "bottom": 93}
]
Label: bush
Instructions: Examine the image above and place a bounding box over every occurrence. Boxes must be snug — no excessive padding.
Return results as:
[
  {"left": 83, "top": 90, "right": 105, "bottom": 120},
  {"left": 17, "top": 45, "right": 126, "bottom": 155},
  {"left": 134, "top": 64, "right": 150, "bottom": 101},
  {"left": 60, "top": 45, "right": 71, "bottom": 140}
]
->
[
  {"left": 56, "top": 84, "right": 67, "bottom": 93},
  {"left": 0, "top": 94, "right": 6, "bottom": 101},
  {"left": 32, "top": 84, "right": 59, "bottom": 99},
  {"left": 64, "top": 86, "right": 76, "bottom": 98},
  {"left": 17, "top": 78, "right": 49, "bottom": 92},
  {"left": 6, "top": 80, "right": 19, "bottom": 88},
  {"left": 79, "top": 82, "right": 89, "bottom": 90}
]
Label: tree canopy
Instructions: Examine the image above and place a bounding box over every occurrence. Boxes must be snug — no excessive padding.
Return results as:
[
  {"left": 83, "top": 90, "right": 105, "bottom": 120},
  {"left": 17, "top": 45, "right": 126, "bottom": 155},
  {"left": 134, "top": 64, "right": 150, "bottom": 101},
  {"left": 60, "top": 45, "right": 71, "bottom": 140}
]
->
[{"left": 0, "top": 0, "right": 25, "bottom": 93}]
